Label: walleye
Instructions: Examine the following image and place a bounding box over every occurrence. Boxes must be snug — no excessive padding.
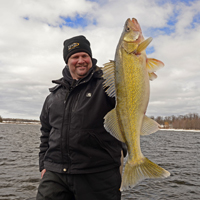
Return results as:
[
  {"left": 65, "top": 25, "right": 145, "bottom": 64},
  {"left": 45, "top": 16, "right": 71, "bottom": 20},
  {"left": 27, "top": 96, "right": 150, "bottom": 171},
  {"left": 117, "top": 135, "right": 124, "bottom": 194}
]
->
[{"left": 102, "top": 18, "right": 170, "bottom": 190}]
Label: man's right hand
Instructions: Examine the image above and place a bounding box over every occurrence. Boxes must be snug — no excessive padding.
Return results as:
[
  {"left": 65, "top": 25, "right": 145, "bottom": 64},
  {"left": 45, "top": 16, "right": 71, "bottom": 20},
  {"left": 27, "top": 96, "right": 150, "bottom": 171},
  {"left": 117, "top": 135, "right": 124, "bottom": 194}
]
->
[{"left": 41, "top": 169, "right": 46, "bottom": 178}]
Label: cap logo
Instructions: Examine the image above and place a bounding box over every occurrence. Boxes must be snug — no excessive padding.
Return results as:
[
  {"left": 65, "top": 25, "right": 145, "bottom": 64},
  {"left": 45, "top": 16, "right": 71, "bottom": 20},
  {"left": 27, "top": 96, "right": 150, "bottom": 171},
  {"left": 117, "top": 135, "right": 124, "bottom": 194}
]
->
[
  {"left": 68, "top": 43, "right": 79, "bottom": 51},
  {"left": 86, "top": 93, "right": 92, "bottom": 97}
]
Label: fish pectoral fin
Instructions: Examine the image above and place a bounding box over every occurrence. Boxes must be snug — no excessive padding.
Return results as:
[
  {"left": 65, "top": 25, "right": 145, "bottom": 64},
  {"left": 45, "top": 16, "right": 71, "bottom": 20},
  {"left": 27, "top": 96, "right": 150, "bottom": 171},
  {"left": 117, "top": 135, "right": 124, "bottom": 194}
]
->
[
  {"left": 121, "top": 157, "right": 170, "bottom": 190},
  {"left": 102, "top": 60, "right": 116, "bottom": 97},
  {"left": 146, "top": 58, "right": 164, "bottom": 73},
  {"left": 104, "top": 109, "right": 125, "bottom": 143},
  {"left": 148, "top": 72, "right": 157, "bottom": 81},
  {"left": 136, "top": 37, "right": 153, "bottom": 53},
  {"left": 141, "top": 115, "right": 160, "bottom": 135}
]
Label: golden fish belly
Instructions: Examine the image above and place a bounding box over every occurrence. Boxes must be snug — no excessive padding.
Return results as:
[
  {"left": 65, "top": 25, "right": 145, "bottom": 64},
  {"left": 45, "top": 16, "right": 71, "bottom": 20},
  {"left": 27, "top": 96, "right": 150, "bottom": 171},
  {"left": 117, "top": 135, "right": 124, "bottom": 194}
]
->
[{"left": 115, "top": 51, "right": 149, "bottom": 161}]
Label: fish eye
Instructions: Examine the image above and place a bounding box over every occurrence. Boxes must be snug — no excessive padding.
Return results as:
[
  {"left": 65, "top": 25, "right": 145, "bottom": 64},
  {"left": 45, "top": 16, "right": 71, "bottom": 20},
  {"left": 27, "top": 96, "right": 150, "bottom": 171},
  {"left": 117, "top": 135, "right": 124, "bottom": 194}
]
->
[{"left": 126, "top": 27, "right": 130, "bottom": 32}]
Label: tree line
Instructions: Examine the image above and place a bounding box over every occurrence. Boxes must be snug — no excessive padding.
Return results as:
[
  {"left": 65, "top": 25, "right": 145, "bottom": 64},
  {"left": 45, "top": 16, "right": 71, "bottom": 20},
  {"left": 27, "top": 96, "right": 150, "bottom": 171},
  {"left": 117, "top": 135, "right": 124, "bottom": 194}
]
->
[
  {"left": 0, "top": 116, "right": 39, "bottom": 124},
  {"left": 1, "top": 113, "right": 200, "bottom": 130},
  {"left": 151, "top": 113, "right": 200, "bottom": 130}
]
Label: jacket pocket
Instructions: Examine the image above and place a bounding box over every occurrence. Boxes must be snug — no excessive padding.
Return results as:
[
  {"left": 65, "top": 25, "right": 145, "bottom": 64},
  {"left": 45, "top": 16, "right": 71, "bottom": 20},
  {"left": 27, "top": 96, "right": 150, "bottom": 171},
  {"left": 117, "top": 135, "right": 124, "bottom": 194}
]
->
[
  {"left": 88, "top": 131, "right": 121, "bottom": 162},
  {"left": 45, "top": 128, "right": 62, "bottom": 162}
]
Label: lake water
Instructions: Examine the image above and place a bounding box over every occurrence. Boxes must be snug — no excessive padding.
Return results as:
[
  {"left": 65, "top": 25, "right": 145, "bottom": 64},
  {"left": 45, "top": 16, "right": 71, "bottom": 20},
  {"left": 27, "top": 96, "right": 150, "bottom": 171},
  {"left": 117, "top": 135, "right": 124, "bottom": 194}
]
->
[{"left": 0, "top": 123, "right": 199, "bottom": 200}]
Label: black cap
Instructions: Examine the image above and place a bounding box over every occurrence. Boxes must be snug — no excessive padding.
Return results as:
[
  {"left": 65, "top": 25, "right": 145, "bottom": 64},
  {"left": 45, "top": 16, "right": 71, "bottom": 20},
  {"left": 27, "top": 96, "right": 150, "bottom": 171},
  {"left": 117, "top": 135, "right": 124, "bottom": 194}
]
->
[{"left": 63, "top": 35, "right": 92, "bottom": 64}]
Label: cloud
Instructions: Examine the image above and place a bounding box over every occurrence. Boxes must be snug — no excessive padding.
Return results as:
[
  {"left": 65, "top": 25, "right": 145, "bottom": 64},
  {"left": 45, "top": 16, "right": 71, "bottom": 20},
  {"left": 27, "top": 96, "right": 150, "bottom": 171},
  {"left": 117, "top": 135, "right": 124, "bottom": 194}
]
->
[{"left": 0, "top": 0, "right": 200, "bottom": 119}]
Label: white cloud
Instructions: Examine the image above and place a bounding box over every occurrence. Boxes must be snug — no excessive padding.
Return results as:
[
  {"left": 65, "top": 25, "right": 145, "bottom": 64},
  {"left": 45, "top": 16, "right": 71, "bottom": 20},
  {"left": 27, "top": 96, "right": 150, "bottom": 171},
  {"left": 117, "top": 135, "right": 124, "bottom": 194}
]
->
[{"left": 0, "top": 0, "right": 199, "bottom": 119}]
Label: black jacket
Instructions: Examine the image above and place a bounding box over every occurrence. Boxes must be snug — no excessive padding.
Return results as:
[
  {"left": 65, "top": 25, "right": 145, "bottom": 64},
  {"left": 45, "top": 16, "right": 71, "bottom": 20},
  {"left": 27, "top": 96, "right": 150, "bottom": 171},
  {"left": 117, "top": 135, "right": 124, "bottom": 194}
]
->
[{"left": 39, "top": 60, "right": 124, "bottom": 174}]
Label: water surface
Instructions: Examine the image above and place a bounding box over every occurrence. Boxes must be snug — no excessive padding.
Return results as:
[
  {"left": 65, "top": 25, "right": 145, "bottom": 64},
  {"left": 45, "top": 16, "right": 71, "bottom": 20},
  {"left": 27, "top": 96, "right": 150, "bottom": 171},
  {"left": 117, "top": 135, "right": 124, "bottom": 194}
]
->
[{"left": 0, "top": 124, "right": 199, "bottom": 200}]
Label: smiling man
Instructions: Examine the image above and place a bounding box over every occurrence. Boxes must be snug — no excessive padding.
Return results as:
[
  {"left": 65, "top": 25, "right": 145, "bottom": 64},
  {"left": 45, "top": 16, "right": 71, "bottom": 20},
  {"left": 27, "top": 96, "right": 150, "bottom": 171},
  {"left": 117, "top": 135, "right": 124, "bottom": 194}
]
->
[{"left": 36, "top": 35, "right": 126, "bottom": 200}]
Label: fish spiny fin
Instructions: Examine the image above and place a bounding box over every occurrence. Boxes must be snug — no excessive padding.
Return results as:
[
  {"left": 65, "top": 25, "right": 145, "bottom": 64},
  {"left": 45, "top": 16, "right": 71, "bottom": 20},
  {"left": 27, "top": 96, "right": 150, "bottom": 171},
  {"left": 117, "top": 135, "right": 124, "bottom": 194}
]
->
[
  {"left": 121, "top": 157, "right": 170, "bottom": 191},
  {"left": 146, "top": 58, "right": 164, "bottom": 73},
  {"left": 148, "top": 72, "right": 157, "bottom": 81},
  {"left": 136, "top": 37, "right": 153, "bottom": 53},
  {"left": 104, "top": 109, "right": 125, "bottom": 143},
  {"left": 141, "top": 115, "right": 160, "bottom": 135},
  {"left": 102, "top": 60, "right": 116, "bottom": 97}
]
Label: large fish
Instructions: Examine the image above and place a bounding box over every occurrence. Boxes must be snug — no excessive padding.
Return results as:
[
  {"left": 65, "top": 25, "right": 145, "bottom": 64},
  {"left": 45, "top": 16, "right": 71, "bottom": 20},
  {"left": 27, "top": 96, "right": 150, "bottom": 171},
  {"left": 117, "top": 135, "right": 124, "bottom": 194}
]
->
[{"left": 102, "top": 18, "right": 170, "bottom": 190}]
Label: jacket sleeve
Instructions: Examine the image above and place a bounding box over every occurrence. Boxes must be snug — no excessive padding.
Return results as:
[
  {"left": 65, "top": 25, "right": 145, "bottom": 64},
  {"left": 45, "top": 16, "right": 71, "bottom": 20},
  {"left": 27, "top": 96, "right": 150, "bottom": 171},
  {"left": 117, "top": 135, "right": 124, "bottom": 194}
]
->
[{"left": 39, "top": 95, "right": 52, "bottom": 172}]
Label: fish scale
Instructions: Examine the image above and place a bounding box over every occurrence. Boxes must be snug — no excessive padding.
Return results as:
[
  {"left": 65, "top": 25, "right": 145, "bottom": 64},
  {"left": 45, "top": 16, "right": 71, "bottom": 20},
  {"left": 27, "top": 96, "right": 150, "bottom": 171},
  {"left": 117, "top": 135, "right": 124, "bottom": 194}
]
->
[{"left": 117, "top": 55, "right": 146, "bottom": 165}]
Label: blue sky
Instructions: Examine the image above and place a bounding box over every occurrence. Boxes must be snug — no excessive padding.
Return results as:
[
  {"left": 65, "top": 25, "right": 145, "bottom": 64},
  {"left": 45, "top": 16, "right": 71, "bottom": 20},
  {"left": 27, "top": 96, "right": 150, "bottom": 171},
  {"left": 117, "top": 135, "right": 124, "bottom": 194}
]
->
[
  {"left": 158, "top": 0, "right": 197, "bottom": 6},
  {"left": 0, "top": 0, "right": 200, "bottom": 119},
  {"left": 59, "top": 15, "right": 97, "bottom": 28}
]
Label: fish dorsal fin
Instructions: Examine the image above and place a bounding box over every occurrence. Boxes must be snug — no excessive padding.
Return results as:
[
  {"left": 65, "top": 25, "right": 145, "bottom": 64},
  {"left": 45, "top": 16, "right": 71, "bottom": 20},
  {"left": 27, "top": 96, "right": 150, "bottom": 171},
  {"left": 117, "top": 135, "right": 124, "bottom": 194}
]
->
[
  {"left": 141, "top": 115, "right": 160, "bottom": 135},
  {"left": 102, "top": 60, "right": 116, "bottom": 97},
  {"left": 146, "top": 58, "right": 164, "bottom": 73},
  {"left": 148, "top": 72, "right": 157, "bottom": 81},
  {"left": 122, "top": 41, "right": 138, "bottom": 54},
  {"left": 136, "top": 37, "right": 153, "bottom": 53},
  {"left": 104, "top": 108, "right": 125, "bottom": 143}
]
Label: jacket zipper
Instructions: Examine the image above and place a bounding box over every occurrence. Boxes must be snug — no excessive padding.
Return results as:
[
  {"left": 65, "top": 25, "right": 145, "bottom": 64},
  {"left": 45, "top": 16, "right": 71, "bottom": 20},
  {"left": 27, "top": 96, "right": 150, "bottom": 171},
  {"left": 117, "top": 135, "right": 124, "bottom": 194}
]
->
[
  {"left": 60, "top": 89, "right": 70, "bottom": 172},
  {"left": 60, "top": 80, "right": 78, "bottom": 173}
]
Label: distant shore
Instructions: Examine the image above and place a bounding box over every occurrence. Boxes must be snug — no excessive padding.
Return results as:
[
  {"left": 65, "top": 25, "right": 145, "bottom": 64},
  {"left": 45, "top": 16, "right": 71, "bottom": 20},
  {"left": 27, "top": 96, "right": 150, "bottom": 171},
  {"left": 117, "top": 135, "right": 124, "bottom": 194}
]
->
[
  {"left": 160, "top": 128, "right": 200, "bottom": 132},
  {"left": 1, "top": 121, "right": 199, "bottom": 132},
  {"left": 0, "top": 120, "right": 40, "bottom": 125},
  {"left": 0, "top": 122, "right": 40, "bottom": 125}
]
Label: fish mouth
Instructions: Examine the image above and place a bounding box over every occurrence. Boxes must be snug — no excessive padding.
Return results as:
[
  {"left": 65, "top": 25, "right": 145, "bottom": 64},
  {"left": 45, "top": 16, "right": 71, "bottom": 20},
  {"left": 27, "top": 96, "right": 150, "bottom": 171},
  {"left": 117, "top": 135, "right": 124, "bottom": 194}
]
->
[
  {"left": 126, "top": 18, "right": 142, "bottom": 32},
  {"left": 123, "top": 18, "right": 143, "bottom": 43}
]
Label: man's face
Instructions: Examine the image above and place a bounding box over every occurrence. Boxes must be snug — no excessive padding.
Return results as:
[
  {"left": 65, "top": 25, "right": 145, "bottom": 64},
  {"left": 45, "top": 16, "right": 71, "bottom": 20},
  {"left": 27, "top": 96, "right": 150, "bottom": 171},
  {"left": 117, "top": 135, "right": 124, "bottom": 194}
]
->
[{"left": 67, "top": 52, "right": 92, "bottom": 80}]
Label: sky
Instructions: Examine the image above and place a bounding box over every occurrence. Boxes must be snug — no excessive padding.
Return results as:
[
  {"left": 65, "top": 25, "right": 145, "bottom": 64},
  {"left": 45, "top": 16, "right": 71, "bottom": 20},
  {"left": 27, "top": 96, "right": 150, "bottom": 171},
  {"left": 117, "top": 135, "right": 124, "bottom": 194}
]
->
[{"left": 0, "top": 0, "right": 200, "bottom": 120}]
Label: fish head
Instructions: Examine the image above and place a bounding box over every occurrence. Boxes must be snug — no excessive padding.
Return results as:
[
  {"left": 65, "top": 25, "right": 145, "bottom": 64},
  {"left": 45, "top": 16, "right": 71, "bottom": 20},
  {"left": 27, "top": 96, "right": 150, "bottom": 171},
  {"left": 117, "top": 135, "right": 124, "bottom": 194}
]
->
[
  {"left": 123, "top": 18, "right": 144, "bottom": 44},
  {"left": 118, "top": 18, "right": 145, "bottom": 54}
]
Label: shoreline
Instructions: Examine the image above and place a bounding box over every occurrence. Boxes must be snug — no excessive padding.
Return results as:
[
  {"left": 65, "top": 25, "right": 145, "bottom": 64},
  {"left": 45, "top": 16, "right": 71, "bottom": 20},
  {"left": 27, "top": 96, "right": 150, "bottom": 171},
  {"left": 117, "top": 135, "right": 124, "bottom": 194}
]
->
[
  {"left": 160, "top": 128, "right": 200, "bottom": 132},
  {"left": 1, "top": 122, "right": 200, "bottom": 132},
  {"left": 0, "top": 121, "right": 40, "bottom": 125}
]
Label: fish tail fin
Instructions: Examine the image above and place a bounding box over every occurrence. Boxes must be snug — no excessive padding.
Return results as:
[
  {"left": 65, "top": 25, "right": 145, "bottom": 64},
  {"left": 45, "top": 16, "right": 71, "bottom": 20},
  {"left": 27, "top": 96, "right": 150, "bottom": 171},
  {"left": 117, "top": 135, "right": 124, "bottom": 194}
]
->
[{"left": 121, "top": 157, "right": 170, "bottom": 191}]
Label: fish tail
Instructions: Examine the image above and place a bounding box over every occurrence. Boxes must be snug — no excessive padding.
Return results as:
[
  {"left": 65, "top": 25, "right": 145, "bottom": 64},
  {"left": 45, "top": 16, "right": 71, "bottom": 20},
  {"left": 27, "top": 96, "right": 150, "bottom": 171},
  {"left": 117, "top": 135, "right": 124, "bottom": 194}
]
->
[{"left": 121, "top": 157, "right": 170, "bottom": 191}]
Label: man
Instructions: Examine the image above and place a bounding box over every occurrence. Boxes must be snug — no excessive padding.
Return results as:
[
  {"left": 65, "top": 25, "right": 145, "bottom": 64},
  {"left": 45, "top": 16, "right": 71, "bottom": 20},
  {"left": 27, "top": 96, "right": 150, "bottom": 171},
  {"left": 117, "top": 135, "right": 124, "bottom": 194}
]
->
[{"left": 36, "top": 35, "right": 126, "bottom": 200}]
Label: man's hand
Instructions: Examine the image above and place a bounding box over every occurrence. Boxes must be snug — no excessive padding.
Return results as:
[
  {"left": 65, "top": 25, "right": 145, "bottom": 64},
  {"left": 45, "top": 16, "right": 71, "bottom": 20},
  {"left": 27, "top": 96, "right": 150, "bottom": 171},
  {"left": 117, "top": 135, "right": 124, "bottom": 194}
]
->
[{"left": 41, "top": 169, "right": 46, "bottom": 178}]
